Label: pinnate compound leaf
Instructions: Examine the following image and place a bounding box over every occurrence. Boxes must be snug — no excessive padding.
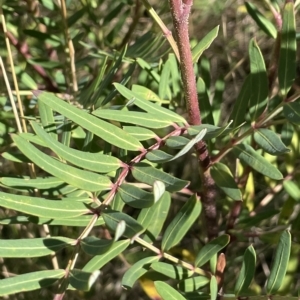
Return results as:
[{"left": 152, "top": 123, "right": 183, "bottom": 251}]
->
[
  {"left": 254, "top": 128, "right": 290, "bottom": 155},
  {"left": 211, "top": 163, "right": 242, "bottom": 200},
  {"left": 210, "top": 276, "right": 218, "bottom": 300},
  {"left": 12, "top": 135, "right": 112, "bottom": 192},
  {"left": 178, "top": 276, "right": 210, "bottom": 292},
  {"left": 279, "top": 1, "right": 296, "bottom": 97},
  {"left": 154, "top": 281, "right": 187, "bottom": 300},
  {"left": 131, "top": 163, "right": 189, "bottom": 192},
  {"left": 0, "top": 176, "right": 64, "bottom": 190},
  {"left": 122, "top": 256, "right": 160, "bottom": 289},
  {"left": 245, "top": 2, "right": 277, "bottom": 38},
  {"left": 0, "top": 237, "right": 74, "bottom": 258},
  {"left": 114, "top": 83, "right": 186, "bottom": 124},
  {"left": 283, "top": 102, "right": 300, "bottom": 125},
  {"left": 0, "top": 269, "right": 65, "bottom": 296},
  {"left": 31, "top": 122, "right": 121, "bottom": 173},
  {"left": 234, "top": 245, "right": 256, "bottom": 296},
  {"left": 233, "top": 144, "right": 283, "bottom": 180},
  {"left": 102, "top": 209, "right": 144, "bottom": 238},
  {"left": 151, "top": 262, "right": 193, "bottom": 280},
  {"left": 162, "top": 194, "right": 201, "bottom": 251},
  {"left": 0, "top": 192, "right": 90, "bottom": 218},
  {"left": 195, "top": 235, "right": 230, "bottom": 267},
  {"left": 118, "top": 183, "right": 154, "bottom": 208},
  {"left": 34, "top": 91, "right": 143, "bottom": 151},
  {"left": 192, "top": 26, "right": 219, "bottom": 63},
  {"left": 266, "top": 230, "right": 291, "bottom": 294},
  {"left": 83, "top": 240, "right": 130, "bottom": 272},
  {"left": 93, "top": 109, "right": 173, "bottom": 129},
  {"left": 69, "top": 269, "right": 100, "bottom": 291},
  {"left": 248, "top": 39, "right": 268, "bottom": 120},
  {"left": 80, "top": 237, "right": 113, "bottom": 256}
]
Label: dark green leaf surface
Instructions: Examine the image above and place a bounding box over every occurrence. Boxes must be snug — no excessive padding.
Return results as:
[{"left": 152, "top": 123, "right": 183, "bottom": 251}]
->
[
  {"left": 118, "top": 183, "right": 154, "bottom": 208},
  {"left": 234, "top": 245, "right": 256, "bottom": 296},
  {"left": 0, "top": 191, "right": 90, "bottom": 218},
  {"left": 151, "top": 262, "right": 194, "bottom": 280},
  {"left": 80, "top": 237, "right": 113, "bottom": 256},
  {"left": 131, "top": 163, "right": 189, "bottom": 192},
  {"left": 0, "top": 237, "right": 74, "bottom": 257},
  {"left": 279, "top": 2, "right": 296, "bottom": 97},
  {"left": 197, "top": 78, "right": 214, "bottom": 125},
  {"left": 154, "top": 281, "right": 187, "bottom": 300},
  {"left": 162, "top": 194, "right": 201, "bottom": 251},
  {"left": 34, "top": 91, "right": 143, "bottom": 151},
  {"left": 211, "top": 163, "right": 242, "bottom": 200},
  {"left": 195, "top": 235, "right": 230, "bottom": 267},
  {"left": 0, "top": 270, "right": 65, "bottom": 296},
  {"left": 146, "top": 150, "right": 174, "bottom": 163},
  {"left": 254, "top": 128, "right": 290, "bottom": 155},
  {"left": 32, "top": 122, "right": 121, "bottom": 173},
  {"left": 210, "top": 276, "right": 218, "bottom": 300},
  {"left": 233, "top": 144, "right": 283, "bottom": 180},
  {"left": 178, "top": 276, "right": 210, "bottom": 292},
  {"left": 12, "top": 135, "right": 112, "bottom": 192},
  {"left": 103, "top": 209, "right": 144, "bottom": 238},
  {"left": 266, "top": 230, "right": 291, "bottom": 294},
  {"left": 69, "top": 269, "right": 100, "bottom": 291},
  {"left": 122, "top": 256, "right": 160, "bottom": 289},
  {"left": 283, "top": 102, "right": 300, "bottom": 125},
  {"left": 166, "top": 136, "right": 190, "bottom": 149},
  {"left": 83, "top": 240, "right": 130, "bottom": 272}
]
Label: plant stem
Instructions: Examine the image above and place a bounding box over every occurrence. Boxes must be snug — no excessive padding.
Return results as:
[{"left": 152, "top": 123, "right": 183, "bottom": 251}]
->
[{"left": 168, "top": 0, "right": 218, "bottom": 239}]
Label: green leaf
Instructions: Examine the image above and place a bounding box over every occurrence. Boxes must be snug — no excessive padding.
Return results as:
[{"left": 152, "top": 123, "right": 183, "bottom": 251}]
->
[
  {"left": 154, "top": 281, "right": 187, "bottom": 300},
  {"left": 166, "top": 136, "right": 190, "bottom": 149},
  {"left": 210, "top": 163, "right": 242, "bottom": 200},
  {"left": 114, "top": 83, "right": 186, "bottom": 124},
  {"left": 233, "top": 144, "right": 283, "bottom": 180},
  {"left": 245, "top": 2, "right": 277, "bottom": 38},
  {"left": 0, "top": 237, "right": 74, "bottom": 257},
  {"left": 197, "top": 78, "right": 214, "bottom": 124},
  {"left": 132, "top": 85, "right": 166, "bottom": 103},
  {"left": 122, "top": 256, "right": 160, "bottom": 289},
  {"left": 0, "top": 191, "right": 91, "bottom": 218},
  {"left": 2, "top": 152, "right": 31, "bottom": 163},
  {"left": 31, "top": 122, "right": 121, "bottom": 173},
  {"left": 12, "top": 135, "right": 112, "bottom": 192},
  {"left": 131, "top": 163, "right": 189, "bottom": 192},
  {"left": 187, "top": 123, "right": 231, "bottom": 140},
  {"left": 151, "top": 262, "right": 194, "bottom": 280},
  {"left": 28, "top": 58, "right": 61, "bottom": 68},
  {"left": 123, "top": 126, "right": 157, "bottom": 141},
  {"left": 118, "top": 183, "right": 154, "bottom": 208},
  {"left": 159, "top": 59, "right": 171, "bottom": 100},
  {"left": 93, "top": 109, "right": 173, "bottom": 129},
  {"left": 162, "top": 194, "right": 201, "bottom": 251},
  {"left": 137, "top": 192, "right": 171, "bottom": 241},
  {"left": 195, "top": 235, "right": 230, "bottom": 267},
  {"left": 248, "top": 39, "right": 268, "bottom": 120},
  {"left": 69, "top": 269, "right": 100, "bottom": 291},
  {"left": 0, "top": 215, "right": 104, "bottom": 227},
  {"left": 38, "top": 99, "right": 57, "bottom": 140},
  {"left": 146, "top": 150, "right": 173, "bottom": 163},
  {"left": 281, "top": 122, "right": 294, "bottom": 146},
  {"left": 283, "top": 102, "right": 300, "bottom": 125},
  {"left": 210, "top": 276, "right": 218, "bottom": 300},
  {"left": 234, "top": 245, "right": 256, "bottom": 296},
  {"left": 266, "top": 230, "right": 291, "bottom": 294},
  {"left": 278, "top": 2, "right": 296, "bottom": 97},
  {"left": 283, "top": 180, "right": 300, "bottom": 201},
  {"left": 153, "top": 181, "right": 165, "bottom": 202},
  {"left": 0, "top": 270, "right": 65, "bottom": 296},
  {"left": 192, "top": 26, "right": 219, "bottom": 63},
  {"left": 254, "top": 128, "right": 290, "bottom": 155},
  {"left": 178, "top": 276, "right": 210, "bottom": 292},
  {"left": 102, "top": 209, "right": 144, "bottom": 238},
  {"left": 83, "top": 240, "right": 130, "bottom": 272},
  {"left": 80, "top": 237, "right": 113, "bottom": 256},
  {"left": 33, "top": 91, "right": 143, "bottom": 151},
  {"left": 229, "top": 75, "right": 252, "bottom": 128},
  {"left": 0, "top": 176, "right": 64, "bottom": 190}
]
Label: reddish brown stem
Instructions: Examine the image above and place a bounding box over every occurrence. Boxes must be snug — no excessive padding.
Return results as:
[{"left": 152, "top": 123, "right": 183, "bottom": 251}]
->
[{"left": 168, "top": 0, "right": 218, "bottom": 239}]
